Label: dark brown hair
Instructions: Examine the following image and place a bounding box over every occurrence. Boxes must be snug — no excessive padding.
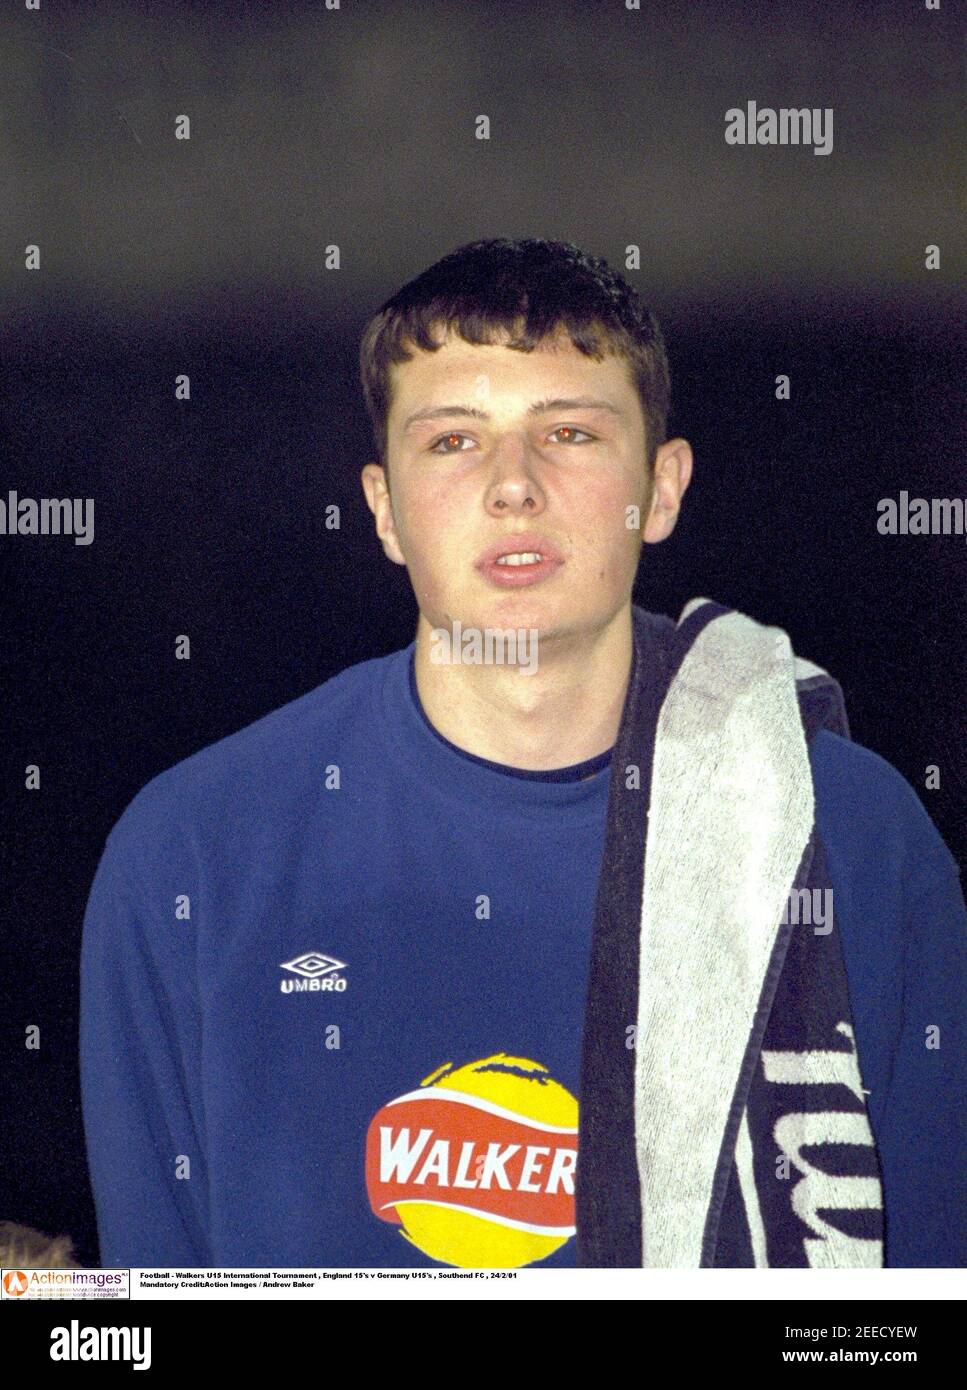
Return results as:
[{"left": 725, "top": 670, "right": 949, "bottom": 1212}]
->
[{"left": 358, "top": 238, "right": 670, "bottom": 477}]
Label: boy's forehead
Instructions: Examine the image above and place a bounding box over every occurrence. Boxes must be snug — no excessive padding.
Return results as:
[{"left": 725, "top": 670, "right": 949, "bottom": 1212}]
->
[{"left": 388, "top": 326, "right": 636, "bottom": 416}]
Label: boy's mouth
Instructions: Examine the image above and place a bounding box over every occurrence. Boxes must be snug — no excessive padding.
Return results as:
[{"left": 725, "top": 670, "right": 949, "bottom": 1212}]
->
[{"left": 474, "top": 533, "right": 564, "bottom": 588}]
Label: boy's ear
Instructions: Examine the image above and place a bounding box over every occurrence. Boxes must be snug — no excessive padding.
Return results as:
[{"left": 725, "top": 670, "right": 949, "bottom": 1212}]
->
[
  {"left": 361, "top": 461, "right": 407, "bottom": 566},
  {"left": 642, "top": 438, "right": 693, "bottom": 543}
]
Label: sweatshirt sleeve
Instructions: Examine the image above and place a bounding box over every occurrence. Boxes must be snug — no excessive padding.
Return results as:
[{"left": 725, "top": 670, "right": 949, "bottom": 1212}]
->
[
  {"left": 79, "top": 823, "right": 211, "bottom": 1266},
  {"left": 811, "top": 731, "right": 967, "bottom": 1268},
  {"left": 878, "top": 851, "right": 967, "bottom": 1268}
]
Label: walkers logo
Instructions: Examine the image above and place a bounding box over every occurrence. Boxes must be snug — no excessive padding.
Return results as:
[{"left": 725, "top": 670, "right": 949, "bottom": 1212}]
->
[
  {"left": 365, "top": 1053, "right": 578, "bottom": 1268},
  {"left": 280, "top": 952, "right": 347, "bottom": 993}
]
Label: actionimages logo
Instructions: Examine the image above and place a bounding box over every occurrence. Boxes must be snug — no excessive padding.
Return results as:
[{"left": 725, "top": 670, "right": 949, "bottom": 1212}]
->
[
  {"left": 280, "top": 952, "right": 348, "bottom": 993},
  {"left": 2, "top": 1267, "right": 128, "bottom": 1298}
]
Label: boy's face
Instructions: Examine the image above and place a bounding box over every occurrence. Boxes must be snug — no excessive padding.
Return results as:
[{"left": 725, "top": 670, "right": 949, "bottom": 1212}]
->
[{"left": 361, "top": 324, "right": 691, "bottom": 648}]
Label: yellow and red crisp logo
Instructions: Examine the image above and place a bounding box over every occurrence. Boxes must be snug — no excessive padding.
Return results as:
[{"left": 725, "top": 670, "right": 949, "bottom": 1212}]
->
[{"left": 365, "top": 1053, "right": 578, "bottom": 1268}]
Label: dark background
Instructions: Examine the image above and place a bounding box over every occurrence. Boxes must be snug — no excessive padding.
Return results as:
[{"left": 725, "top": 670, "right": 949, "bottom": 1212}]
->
[{"left": 1, "top": 0, "right": 963, "bottom": 1269}]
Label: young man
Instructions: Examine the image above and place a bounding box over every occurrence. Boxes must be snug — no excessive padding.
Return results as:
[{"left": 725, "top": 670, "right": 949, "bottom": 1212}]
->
[{"left": 80, "top": 238, "right": 965, "bottom": 1270}]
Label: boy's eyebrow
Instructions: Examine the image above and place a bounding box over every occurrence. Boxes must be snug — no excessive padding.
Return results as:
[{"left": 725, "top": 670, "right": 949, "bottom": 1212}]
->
[{"left": 402, "top": 396, "right": 623, "bottom": 431}]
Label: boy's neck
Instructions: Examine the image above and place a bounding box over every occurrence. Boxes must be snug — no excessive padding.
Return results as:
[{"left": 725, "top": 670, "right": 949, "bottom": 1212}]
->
[{"left": 412, "top": 604, "right": 634, "bottom": 772}]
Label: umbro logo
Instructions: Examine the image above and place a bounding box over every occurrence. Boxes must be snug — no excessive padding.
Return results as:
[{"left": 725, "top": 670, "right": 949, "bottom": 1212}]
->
[{"left": 280, "top": 952, "right": 348, "bottom": 994}]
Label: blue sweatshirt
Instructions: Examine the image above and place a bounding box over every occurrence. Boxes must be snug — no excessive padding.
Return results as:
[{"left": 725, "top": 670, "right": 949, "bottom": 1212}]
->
[{"left": 79, "top": 633, "right": 967, "bottom": 1269}]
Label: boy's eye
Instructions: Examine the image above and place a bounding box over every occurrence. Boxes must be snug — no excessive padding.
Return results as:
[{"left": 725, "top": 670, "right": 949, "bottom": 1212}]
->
[
  {"left": 549, "top": 426, "right": 594, "bottom": 444},
  {"left": 429, "top": 432, "right": 475, "bottom": 453},
  {"left": 429, "top": 425, "right": 594, "bottom": 453}
]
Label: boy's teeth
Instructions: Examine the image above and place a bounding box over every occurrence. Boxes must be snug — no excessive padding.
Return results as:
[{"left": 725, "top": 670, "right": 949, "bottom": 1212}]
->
[{"left": 495, "top": 552, "right": 542, "bottom": 566}]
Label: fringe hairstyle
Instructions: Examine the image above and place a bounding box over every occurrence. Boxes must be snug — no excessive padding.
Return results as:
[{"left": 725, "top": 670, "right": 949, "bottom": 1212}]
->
[{"left": 359, "top": 238, "right": 671, "bottom": 478}]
